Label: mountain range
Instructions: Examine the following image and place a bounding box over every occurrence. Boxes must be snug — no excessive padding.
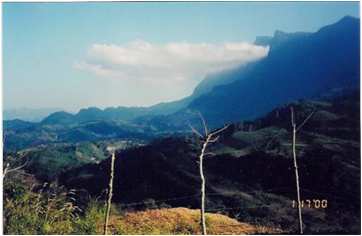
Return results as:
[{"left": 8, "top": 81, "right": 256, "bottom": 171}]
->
[
  {"left": 4, "top": 16, "right": 360, "bottom": 150},
  {"left": 41, "top": 16, "right": 360, "bottom": 128},
  {"left": 146, "top": 16, "right": 360, "bottom": 129}
]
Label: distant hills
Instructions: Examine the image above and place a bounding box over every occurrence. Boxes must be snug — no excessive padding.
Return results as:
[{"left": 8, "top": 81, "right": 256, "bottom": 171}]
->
[
  {"left": 3, "top": 107, "right": 63, "bottom": 122},
  {"left": 37, "top": 68, "right": 236, "bottom": 126}
]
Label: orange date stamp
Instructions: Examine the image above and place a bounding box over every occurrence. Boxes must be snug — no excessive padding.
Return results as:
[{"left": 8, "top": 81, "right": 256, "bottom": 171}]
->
[{"left": 292, "top": 199, "right": 328, "bottom": 209}]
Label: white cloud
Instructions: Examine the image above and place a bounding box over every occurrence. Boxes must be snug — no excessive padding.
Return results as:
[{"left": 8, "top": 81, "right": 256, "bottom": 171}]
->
[
  {"left": 74, "top": 40, "right": 269, "bottom": 106},
  {"left": 75, "top": 40, "right": 269, "bottom": 83}
]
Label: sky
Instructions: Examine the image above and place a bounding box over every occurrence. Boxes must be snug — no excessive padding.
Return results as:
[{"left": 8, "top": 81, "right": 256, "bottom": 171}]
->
[{"left": 3, "top": 2, "right": 360, "bottom": 111}]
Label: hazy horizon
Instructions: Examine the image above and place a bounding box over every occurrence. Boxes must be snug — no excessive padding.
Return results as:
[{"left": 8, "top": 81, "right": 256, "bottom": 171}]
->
[{"left": 3, "top": 2, "right": 359, "bottom": 111}]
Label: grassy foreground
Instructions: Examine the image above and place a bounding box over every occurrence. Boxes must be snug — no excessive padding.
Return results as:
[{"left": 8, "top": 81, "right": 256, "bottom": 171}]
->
[
  {"left": 99, "top": 207, "right": 282, "bottom": 235},
  {"left": 4, "top": 174, "right": 281, "bottom": 235}
]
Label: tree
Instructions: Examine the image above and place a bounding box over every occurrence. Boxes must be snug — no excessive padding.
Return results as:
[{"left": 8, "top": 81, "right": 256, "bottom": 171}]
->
[{"left": 190, "top": 112, "right": 229, "bottom": 235}]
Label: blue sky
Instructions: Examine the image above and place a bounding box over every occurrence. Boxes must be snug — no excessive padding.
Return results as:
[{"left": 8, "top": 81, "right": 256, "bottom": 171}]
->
[{"left": 3, "top": 2, "right": 360, "bottom": 111}]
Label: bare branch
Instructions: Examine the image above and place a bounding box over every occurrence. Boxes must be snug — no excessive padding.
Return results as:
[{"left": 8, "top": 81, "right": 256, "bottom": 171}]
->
[
  {"left": 208, "top": 136, "right": 220, "bottom": 143},
  {"left": 188, "top": 123, "right": 204, "bottom": 138},
  {"left": 3, "top": 159, "right": 29, "bottom": 178},
  {"left": 265, "top": 128, "right": 285, "bottom": 151},
  {"left": 209, "top": 124, "right": 230, "bottom": 138},
  {"left": 296, "top": 110, "right": 315, "bottom": 133},
  {"left": 197, "top": 111, "right": 209, "bottom": 136}
]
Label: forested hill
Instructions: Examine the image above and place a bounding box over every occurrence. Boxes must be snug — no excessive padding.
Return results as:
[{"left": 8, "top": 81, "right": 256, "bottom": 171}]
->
[{"left": 59, "top": 90, "right": 360, "bottom": 234}]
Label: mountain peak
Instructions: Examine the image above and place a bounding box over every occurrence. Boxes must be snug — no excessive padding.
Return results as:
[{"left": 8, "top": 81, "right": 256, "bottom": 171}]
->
[
  {"left": 339, "top": 15, "right": 359, "bottom": 23},
  {"left": 78, "top": 107, "right": 103, "bottom": 113},
  {"left": 273, "top": 30, "right": 288, "bottom": 38},
  {"left": 41, "top": 111, "right": 75, "bottom": 125},
  {"left": 332, "top": 15, "right": 360, "bottom": 29}
]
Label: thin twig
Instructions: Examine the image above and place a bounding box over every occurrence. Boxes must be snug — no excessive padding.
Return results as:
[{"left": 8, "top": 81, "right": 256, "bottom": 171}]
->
[
  {"left": 197, "top": 111, "right": 209, "bottom": 136},
  {"left": 189, "top": 123, "right": 204, "bottom": 139},
  {"left": 209, "top": 125, "right": 230, "bottom": 138},
  {"left": 3, "top": 159, "right": 29, "bottom": 178},
  {"left": 209, "top": 136, "right": 220, "bottom": 143},
  {"left": 296, "top": 110, "right": 316, "bottom": 133}
]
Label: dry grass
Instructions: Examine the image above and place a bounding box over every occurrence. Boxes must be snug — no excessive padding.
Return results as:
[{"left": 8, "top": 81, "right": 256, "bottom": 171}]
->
[{"left": 99, "top": 207, "right": 282, "bottom": 235}]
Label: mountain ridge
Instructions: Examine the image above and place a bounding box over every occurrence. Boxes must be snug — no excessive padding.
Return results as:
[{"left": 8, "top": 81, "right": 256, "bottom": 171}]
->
[
  {"left": 10, "top": 16, "right": 359, "bottom": 129},
  {"left": 4, "top": 16, "right": 360, "bottom": 151},
  {"left": 184, "top": 15, "right": 360, "bottom": 128}
]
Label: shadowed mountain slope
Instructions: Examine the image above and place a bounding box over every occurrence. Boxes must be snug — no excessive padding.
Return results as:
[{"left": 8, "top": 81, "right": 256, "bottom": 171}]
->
[
  {"left": 60, "top": 91, "right": 360, "bottom": 234},
  {"left": 185, "top": 16, "right": 360, "bottom": 128}
]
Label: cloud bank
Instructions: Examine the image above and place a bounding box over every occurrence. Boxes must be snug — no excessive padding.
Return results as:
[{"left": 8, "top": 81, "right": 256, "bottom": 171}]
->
[
  {"left": 74, "top": 40, "right": 269, "bottom": 105},
  {"left": 75, "top": 40, "right": 269, "bottom": 83}
]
